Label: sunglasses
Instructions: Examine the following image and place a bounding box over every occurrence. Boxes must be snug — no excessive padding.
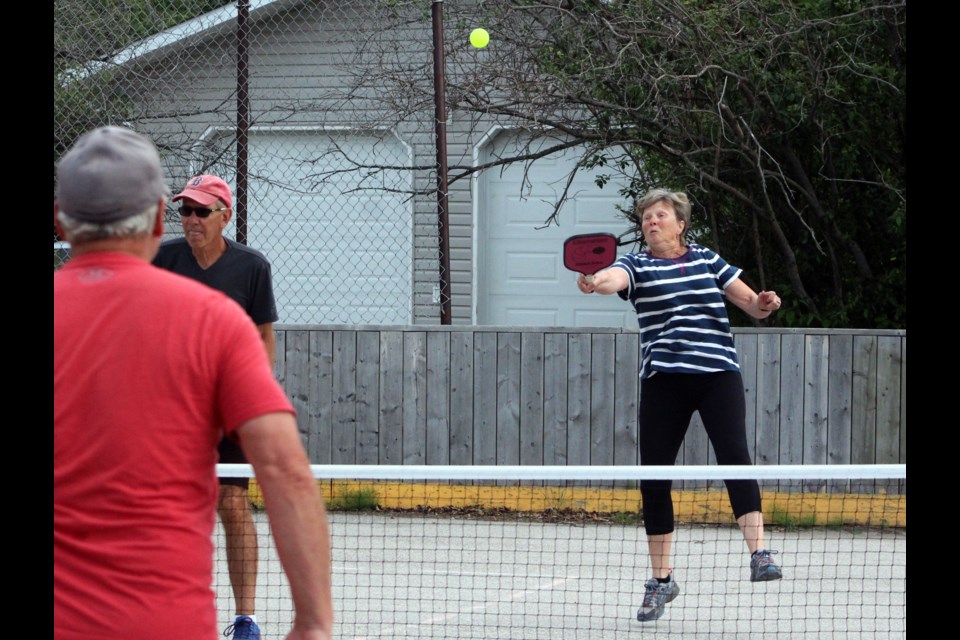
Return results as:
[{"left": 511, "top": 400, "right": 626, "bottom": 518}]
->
[{"left": 178, "top": 205, "right": 228, "bottom": 219}]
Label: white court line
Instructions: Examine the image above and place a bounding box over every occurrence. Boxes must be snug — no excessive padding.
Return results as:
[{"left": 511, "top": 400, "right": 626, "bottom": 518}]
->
[
  {"left": 347, "top": 574, "right": 577, "bottom": 640},
  {"left": 335, "top": 563, "right": 575, "bottom": 581}
]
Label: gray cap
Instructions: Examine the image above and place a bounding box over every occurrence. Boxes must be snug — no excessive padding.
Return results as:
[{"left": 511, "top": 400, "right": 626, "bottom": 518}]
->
[{"left": 56, "top": 126, "right": 168, "bottom": 223}]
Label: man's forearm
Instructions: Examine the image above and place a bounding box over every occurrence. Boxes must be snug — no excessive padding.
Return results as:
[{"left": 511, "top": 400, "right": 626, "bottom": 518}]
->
[
  {"left": 258, "top": 460, "right": 333, "bottom": 634},
  {"left": 239, "top": 414, "right": 333, "bottom": 635}
]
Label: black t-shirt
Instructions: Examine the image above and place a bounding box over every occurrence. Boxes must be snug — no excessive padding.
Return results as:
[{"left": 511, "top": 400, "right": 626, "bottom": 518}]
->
[{"left": 153, "top": 237, "right": 278, "bottom": 326}]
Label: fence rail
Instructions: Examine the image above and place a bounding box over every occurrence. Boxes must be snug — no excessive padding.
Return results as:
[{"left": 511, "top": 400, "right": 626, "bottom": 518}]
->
[{"left": 274, "top": 326, "right": 906, "bottom": 470}]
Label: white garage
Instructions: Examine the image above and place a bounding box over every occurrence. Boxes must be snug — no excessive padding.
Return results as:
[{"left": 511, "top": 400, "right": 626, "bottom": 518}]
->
[
  {"left": 475, "top": 130, "right": 638, "bottom": 328},
  {"left": 216, "top": 128, "right": 414, "bottom": 325}
]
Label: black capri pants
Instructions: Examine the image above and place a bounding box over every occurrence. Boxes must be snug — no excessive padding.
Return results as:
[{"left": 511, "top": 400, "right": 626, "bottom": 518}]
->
[{"left": 639, "top": 370, "right": 761, "bottom": 535}]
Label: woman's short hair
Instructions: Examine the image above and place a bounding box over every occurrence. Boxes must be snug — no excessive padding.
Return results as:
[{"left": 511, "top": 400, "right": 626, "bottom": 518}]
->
[{"left": 634, "top": 189, "right": 692, "bottom": 244}]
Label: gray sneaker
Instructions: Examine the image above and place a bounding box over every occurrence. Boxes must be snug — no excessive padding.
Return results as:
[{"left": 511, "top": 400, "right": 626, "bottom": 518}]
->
[
  {"left": 750, "top": 549, "right": 783, "bottom": 582},
  {"left": 636, "top": 576, "right": 680, "bottom": 622}
]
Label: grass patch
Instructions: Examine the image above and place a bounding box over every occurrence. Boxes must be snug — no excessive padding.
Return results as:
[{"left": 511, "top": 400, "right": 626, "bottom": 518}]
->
[
  {"left": 766, "top": 506, "right": 875, "bottom": 530},
  {"left": 610, "top": 511, "right": 644, "bottom": 526},
  {"left": 766, "top": 507, "right": 817, "bottom": 530},
  {"left": 327, "top": 486, "right": 380, "bottom": 511}
]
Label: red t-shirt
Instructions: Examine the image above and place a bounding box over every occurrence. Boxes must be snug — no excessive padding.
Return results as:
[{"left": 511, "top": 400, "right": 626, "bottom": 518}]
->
[{"left": 54, "top": 252, "right": 295, "bottom": 640}]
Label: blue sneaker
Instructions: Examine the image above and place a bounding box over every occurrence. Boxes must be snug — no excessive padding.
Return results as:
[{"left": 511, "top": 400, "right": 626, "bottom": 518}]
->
[
  {"left": 223, "top": 616, "right": 261, "bottom": 640},
  {"left": 750, "top": 549, "right": 783, "bottom": 582},
  {"left": 636, "top": 575, "right": 680, "bottom": 622}
]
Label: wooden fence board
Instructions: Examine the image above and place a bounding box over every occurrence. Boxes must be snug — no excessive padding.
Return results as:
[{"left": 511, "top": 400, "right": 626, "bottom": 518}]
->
[
  {"left": 332, "top": 331, "right": 357, "bottom": 464},
  {"left": 735, "top": 333, "right": 759, "bottom": 464},
  {"left": 756, "top": 334, "right": 781, "bottom": 466},
  {"left": 473, "top": 331, "right": 497, "bottom": 466},
  {"left": 803, "top": 335, "right": 829, "bottom": 490},
  {"left": 876, "top": 336, "right": 902, "bottom": 464},
  {"left": 449, "top": 331, "right": 474, "bottom": 465},
  {"left": 827, "top": 335, "right": 853, "bottom": 465},
  {"left": 566, "top": 333, "right": 592, "bottom": 469},
  {"left": 496, "top": 333, "right": 522, "bottom": 468},
  {"left": 378, "top": 331, "right": 403, "bottom": 465},
  {"left": 613, "top": 333, "right": 640, "bottom": 468},
  {"left": 851, "top": 336, "right": 878, "bottom": 465},
  {"left": 543, "top": 333, "right": 569, "bottom": 466},
  {"left": 355, "top": 331, "right": 379, "bottom": 465},
  {"left": 426, "top": 331, "right": 451, "bottom": 465},
  {"left": 309, "top": 330, "right": 333, "bottom": 464},
  {"left": 779, "top": 334, "right": 805, "bottom": 466},
  {"left": 402, "top": 331, "right": 426, "bottom": 464},
  {"left": 590, "top": 333, "right": 616, "bottom": 467},
  {"left": 900, "top": 337, "right": 906, "bottom": 466},
  {"left": 283, "top": 329, "right": 310, "bottom": 442},
  {"left": 520, "top": 332, "right": 545, "bottom": 467}
]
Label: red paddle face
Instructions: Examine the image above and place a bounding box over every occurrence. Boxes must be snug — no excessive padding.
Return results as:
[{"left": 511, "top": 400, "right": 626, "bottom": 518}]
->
[{"left": 564, "top": 233, "right": 618, "bottom": 281}]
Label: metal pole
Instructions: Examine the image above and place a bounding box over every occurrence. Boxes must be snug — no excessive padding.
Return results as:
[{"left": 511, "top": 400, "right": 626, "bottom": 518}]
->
[
  {"left": 432, "top": 0, "right": 452, "bottom": 324},
  {"left": 236, "top": 0, "right": 250, "bottom": 245}
]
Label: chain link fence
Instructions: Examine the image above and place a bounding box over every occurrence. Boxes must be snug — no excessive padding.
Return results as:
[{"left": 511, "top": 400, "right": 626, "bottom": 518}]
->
[{"left": 55, "top": 0, "right": 481, "bottom": 325}]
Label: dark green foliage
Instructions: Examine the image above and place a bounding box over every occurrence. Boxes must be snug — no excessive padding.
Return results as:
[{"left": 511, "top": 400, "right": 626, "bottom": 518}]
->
[
  {"left": 451, "top": 0, "right": 906, "bottom": 328},
  {"left": 54, "top": 1, "right": 226, "bottom": 168}
]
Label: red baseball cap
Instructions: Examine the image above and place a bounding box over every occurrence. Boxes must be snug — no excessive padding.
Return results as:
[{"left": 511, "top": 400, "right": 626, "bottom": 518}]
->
[{"left": 172, "top": 174, "right": 232, "bottom": 208}]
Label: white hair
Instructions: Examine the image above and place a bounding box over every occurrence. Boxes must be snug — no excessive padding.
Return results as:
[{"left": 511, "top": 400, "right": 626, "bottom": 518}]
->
[{"left": 57, "top": 201, "right": 161, "bottom": 244}]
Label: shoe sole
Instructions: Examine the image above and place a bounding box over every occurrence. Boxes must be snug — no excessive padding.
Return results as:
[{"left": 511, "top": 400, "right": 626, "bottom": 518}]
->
[
  {"left": 751, "top": 570, "right": 783, "bottom": 582},
  {"left": 637, "top": 586, "right": 680, "bottom": 622},
  {"left": 637, "top": 608, "right": 666, "bottom": 622}
]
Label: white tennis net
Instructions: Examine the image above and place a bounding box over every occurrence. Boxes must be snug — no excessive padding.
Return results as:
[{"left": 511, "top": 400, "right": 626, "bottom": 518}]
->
[{"left": 214, "top": 463, "right": 906, "bottom": 639}]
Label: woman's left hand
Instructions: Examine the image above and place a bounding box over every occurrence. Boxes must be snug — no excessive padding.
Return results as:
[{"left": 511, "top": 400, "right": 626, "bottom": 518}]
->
[{"left": 757, "top": 291, "right": 781, "bottom": 313}]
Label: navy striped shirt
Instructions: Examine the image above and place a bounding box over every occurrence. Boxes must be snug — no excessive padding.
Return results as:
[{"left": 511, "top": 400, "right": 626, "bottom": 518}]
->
[{"left": 612, "top": 244, "right": 742, "bottom": 379}]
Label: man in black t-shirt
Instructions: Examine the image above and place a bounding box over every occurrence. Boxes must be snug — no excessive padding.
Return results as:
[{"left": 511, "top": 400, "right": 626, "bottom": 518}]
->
[{"left": 154, "top": 174, "right": 278, "bottom": 640}]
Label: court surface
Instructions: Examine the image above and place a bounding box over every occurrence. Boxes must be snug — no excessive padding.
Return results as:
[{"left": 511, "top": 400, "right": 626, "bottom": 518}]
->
[{"left": 214, "top": 511, "right": 905, "bottom": 639}]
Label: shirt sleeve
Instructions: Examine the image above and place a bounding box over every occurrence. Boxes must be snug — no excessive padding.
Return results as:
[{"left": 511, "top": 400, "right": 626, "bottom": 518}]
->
[
  {"left": 707, "top": 247, "right": 743, "bottom": 289},
  {"left": 612, "top": 255, "right": 636, "bottom": 300},
  {"left": 212, "top": 295, "right": 292, "bottom": 436},
  {"left": 247, "top": 260, "right": 279, "bottom": 325}
]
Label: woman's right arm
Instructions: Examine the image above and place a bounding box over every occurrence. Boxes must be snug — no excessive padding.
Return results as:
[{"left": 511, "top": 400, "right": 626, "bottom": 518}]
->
[{"left": 577, "top": 267, "right": 628, "bottom": 295}]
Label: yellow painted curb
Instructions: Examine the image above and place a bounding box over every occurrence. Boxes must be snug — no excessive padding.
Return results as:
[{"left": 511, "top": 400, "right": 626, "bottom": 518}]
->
[{"left": 248, "top": 480, "right": 905, "bottom": 528}]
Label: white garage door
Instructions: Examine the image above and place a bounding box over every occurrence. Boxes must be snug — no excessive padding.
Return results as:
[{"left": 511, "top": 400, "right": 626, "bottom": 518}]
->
[
  {"left": 219, "top": 130, "right": 413, "bottom": 325},
  {"left": 476, "top": 131, "right": 637, "bottom": 328}
]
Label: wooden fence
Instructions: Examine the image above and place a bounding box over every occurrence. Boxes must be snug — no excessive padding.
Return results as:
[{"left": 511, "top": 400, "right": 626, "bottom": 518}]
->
[{"left": 274, "top": 326, "right": 906, "bottom": 474}]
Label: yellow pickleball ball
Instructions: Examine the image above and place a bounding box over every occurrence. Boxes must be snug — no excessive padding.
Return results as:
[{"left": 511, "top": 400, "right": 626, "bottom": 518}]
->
[{"left": 470, "top": 28, "right": 490, "bottom": 49}]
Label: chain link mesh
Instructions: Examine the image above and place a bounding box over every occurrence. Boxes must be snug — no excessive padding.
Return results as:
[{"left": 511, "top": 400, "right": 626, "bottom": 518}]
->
[{"left": 54, "top": 0, "right": 473, "bottom": 325}]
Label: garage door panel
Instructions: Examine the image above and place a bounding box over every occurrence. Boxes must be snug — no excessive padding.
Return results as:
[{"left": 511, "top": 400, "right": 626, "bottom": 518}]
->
[
  {"left": 574, "top": 309, "right": 636, "bottom": 328},
  {"left": 499, "top": 201, "right": 560, "bottom": 227},
  {"left": 494, "top": 300, "right": 560, "bottom": 326},
  {"left": 572, "top": 199, "right": 629, "bottom": 227},
  {"left": 504, "top": 252, "right": 560, "bottom": 285},
  {"left": 504, "top": 308, "right": 559, "bottom": 326},
  {"left": 485, "top": 293, "right": 631, "bottom": 328}
]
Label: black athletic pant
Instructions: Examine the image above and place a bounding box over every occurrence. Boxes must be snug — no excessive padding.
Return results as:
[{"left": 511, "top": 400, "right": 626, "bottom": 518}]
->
[{"left": 639, "top": 370, "right": 762, "bottom": 535}]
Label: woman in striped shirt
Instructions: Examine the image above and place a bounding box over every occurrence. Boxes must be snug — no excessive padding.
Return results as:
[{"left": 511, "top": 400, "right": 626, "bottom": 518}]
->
[{"left": 577, "top": 189, "right": 783, "bottom": 623}]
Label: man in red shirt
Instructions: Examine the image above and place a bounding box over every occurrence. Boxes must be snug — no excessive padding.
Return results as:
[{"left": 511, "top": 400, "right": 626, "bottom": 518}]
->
[{"left": 53, "top": 126, "right": 333, "bottom": 640}]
